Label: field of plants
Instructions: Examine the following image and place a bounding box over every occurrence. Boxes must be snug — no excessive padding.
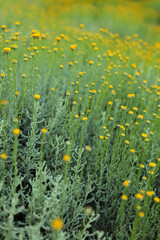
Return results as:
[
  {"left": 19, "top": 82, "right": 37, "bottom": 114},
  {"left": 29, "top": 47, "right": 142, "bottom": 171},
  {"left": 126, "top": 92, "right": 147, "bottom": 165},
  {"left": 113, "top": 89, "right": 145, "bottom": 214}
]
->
[{"left": 0, "top": 0, "right": 160, "bottom": 239}]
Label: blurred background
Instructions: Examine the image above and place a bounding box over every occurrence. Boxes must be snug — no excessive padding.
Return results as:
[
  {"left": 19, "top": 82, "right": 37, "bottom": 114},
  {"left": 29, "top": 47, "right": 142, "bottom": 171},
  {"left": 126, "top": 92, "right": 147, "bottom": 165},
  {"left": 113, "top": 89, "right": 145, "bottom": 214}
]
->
[{"left": 0, "top": 0, "right": 160, "bottom": 42}]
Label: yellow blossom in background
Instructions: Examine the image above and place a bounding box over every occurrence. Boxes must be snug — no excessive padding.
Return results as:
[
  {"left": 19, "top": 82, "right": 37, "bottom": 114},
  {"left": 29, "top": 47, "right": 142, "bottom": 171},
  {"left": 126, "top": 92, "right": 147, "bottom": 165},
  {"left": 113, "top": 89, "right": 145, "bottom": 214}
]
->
[
  {"left": 82, "top": 117, "right": 87, "bottom": 121},
  {"left": 51, "top": 218, "right": 64, "bottom": 230},
  {"left": 13, "top": 128, "right": 21, "bottom": 135},
  {"left": 122, "top": 195, "right": 128, "bottom": 200},
  {"left": 34, "top": 94, "right": 41, "bottom": 100},
  {"left": 41, "top": 128, "right": 47, "bottom": 134},
  {"left": 63, "top": 154, "right": 71, "bottom": 162},
  {"left": 154, "top": 197, "right": 160, "bottom": 203},
  {"left": 123, "top": 180, "right": 130, "bottom": 187},
  {"left": 149, "top": 162, "right": 156, "bottom": 167},
  {"left": 136, "top": 193, "right": 143, "bottom": 200},
  {"left": 1, "top": 153, "right": 7, "bottom": 159},
  {"left": 138, "top": 212, "right": 144, "bottom": 218}
]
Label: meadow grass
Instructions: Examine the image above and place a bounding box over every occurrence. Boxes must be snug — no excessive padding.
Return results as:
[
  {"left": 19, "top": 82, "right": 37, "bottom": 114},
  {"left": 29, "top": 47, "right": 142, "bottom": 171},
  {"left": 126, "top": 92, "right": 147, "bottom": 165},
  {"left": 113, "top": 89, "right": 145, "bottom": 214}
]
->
[{"left": 0, "top": 0, "right": 160, "bottom": 239}]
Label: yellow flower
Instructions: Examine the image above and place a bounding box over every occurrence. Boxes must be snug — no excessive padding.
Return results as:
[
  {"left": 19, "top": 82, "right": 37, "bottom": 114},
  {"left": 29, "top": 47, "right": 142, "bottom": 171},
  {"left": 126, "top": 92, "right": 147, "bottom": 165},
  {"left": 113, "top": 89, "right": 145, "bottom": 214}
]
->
[
  {"left": 138, "top": 115, "right": 143, "bottom": 120},
  {"left": 15, "top": 22, "right": 20, "bottom": 26},
  {"left": 68, "top": 62, "right": 73, "bottom": 67},
  {"left": 41, "top": 128, "right": 47, "bottom": 134},
  {"left": 125, "top": 140, "right": 130, "bottom": 144},
  {"left": 99, "top": 135, "right": 104, "bottom": 140},
  {"left": 136, "top": 193, "right": 143, "bottom": 200},
  {"left": 51, "top": 218, "right": 64, "bottom": 230},
  {"left": 80, "top": 24, "right": 85, "bottom": 28},
  {"left": 0, "top": 73, "right": 6, "bottom": 78},
  {"left": 130, "top": 149, "right": 135, "bottom": 153},
  {"left": 147, "top": 191, "right": 155, "bottom": 197},
  {"left": 11, "top": 45, "right": 18, "bottom": 50},
  {"left": 141, "top": 133, "right": 147, "bottom": 138},
  {"left": 154, "top": 197, "right": 160, "bottom": 203},
  {"left": 121, "top": 105, "right": 127, "bottom": 110},
  {"left": 1, "top": 25, "right": 6, "bottom": 30},
  {"left": 63, "top": 154, "right": 71, "bottom": 162},
  {"left": 149, "top": 162, "right": 156, "bottom": 167},
  {"left": 123, "top": 180, "right": 130, "bottom": 187},
  {"left": 33, "top": 46, "right": 38, "bottom": 51},
  {"left": 89, "top": 61, "right": 94, "bottom": 65},
  {"left": 108, "top": 101, "right": 113, "bottom": 106},
  {"left": 122, "top": 195, "right": 128, "bottom": 200},
  {"left": 133, "top": 107, "right": 138, "bottom": 111},
  {"left": 82, "top": 117, "right": 87, "bottom": 121},
  {"left": 15, "top": 91, "right": 20, "bottom": 96},
  {"left": 3, "top": 48, "right": 11, "bottom": 54},
  {"left": 75, "top": 114, "right": 79, "bottom": 118},
  {"left": 13, "top": 128, "right": 21, "bottom": 135},
  {"left": 54, "top": 48, "right": 58, "bottom": 53},
  {"left": 136, "top": 205, "right": 141, "bottom": 210},
  {"left": 1, "top": 100, "right": 7, "bottom": 106},
  {"left": 138, "top": 212, "right": 144, "bottom": 218},
  {"left": 1, "top": 153, "right": 7, "bottom": 159},
  {"left": 56, "top": 37, "right": 61, "bottom": 42},
  {"left": 70, "top": 44, "right": 77, "bottom": 51},
  {"left": 34, "top": 94, "right": 41, "bottom": 100}
]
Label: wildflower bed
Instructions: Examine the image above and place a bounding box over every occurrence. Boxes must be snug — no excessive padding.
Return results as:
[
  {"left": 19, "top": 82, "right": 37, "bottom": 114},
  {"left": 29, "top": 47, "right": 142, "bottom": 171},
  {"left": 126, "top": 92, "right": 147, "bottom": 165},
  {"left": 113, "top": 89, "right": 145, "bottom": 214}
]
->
[{"left": 0, "top": 0, "right": 160, "bottom": 239}]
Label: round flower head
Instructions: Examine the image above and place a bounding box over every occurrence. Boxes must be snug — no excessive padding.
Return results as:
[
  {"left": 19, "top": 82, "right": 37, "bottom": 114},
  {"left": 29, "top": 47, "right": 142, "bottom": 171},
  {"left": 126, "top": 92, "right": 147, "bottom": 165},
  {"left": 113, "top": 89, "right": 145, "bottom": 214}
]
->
[
  {"left": 1, "top": 100, "right": 7, "bottom": 106},
  {"left": 123, "top": 180, "right": 130, "bottom": 187},
  {"left": 80, "top": 24, "right": 84, "bottom": 28},
  {"left": 3, "top": 48, "right": 11, "bottom": 54},
  {"left": 136, "top": 193, "right": 143, "bottom": 200},
  {"left": 149, "top": 162, "right": 156, "bottom": 167},
  {"left": 63, "top": 154, "right": 71, "bottom": 162},
  {"left": 68, "top": 62, "right": 73, "bottom": 67},
  {"left": 122, "top": 195, "right": 128, "bottom": 200},
  {"left": 1, "top": 25, "right": 6, "bottom": 30},
  {"left": 130, "top": 149, "right": 135, "bottom": 153},
  {"left": 13, "top": 128, "right": 21, "bottom": 135},
  {"left": 154, "top": 197, "right": 160, "bottom": 203},
  {"left": 82, "top": 117, "right": 87, "bottom": 121},
  {"left": 70, "top": 44, "right": 76, "bottom": 51},
  {"left": 34, "top": 94, "right": 41, "bottom": 100},
  {"left": 1, "top": 153, "right": 7, "bottom": 159},
  {"left": 15, "top": 22, "right": 20, "bottom": 26},
  {"left": 89, "top": 61, "right": 94, "bottom": 65},
  {"left": 138, "top": 212, "right": 144, "bottom": 218},
  {"left": 12, "top": 59, "right": 18, "bottom": 64},
  {"left": 0, "top": 73, "right": 6, "bottom": 78},
  {"left": 15, "top": 91, "right": 20, "bottom": 96},
  {"left": 41, "top": 128, "right": 47, "bottom": 134},
  {"left": 51, "top": 218, "right": 64, "bottom": 230},
  {"left": 142, "top": 133, "right": 147, "bottom": 138}
]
